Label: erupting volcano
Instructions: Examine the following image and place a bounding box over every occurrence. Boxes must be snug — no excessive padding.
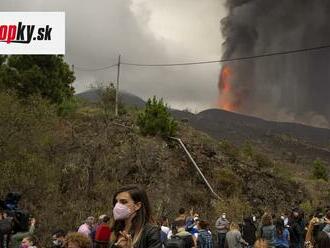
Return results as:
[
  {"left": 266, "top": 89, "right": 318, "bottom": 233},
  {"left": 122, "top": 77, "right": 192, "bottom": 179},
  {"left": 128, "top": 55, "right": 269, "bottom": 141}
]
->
[
  {"left": 218, "top": 65, "right": 238, "bottom": 112},
  {"left": 219, "top": 0, "right": 330, "bottom": 128}
]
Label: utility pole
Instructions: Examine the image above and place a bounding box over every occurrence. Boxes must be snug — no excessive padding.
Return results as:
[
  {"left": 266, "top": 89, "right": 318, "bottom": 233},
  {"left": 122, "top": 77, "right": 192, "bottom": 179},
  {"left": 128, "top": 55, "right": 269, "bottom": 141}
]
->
[{"left": 115, "top": 55, "right": 121, "bottom": 117}]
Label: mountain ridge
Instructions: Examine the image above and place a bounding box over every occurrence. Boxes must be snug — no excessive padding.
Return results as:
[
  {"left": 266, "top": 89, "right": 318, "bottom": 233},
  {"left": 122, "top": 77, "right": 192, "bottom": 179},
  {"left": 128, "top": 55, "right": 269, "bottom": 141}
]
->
[{"left": 77, "top": 90, "right": 330, "bottom": 164}]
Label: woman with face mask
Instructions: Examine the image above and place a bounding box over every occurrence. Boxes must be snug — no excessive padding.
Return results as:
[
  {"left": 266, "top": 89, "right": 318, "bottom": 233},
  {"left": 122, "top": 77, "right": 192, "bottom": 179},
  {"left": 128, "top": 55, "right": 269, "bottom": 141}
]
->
[{"left": 109, "top": 185, "right": 162, "bottom": 248}]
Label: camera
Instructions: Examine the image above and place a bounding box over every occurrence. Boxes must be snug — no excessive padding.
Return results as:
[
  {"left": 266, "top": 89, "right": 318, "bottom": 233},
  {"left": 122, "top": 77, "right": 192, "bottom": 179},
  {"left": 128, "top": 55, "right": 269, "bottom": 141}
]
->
[{"left": 0, "top": 192, "right": 30, "bottom": 234}]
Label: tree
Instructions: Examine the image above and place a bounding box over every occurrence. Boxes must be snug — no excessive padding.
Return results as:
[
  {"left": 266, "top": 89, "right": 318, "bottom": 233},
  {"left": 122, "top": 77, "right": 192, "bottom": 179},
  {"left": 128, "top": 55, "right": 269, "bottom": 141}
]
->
[
  {"left": 99, "top": 83, "right": 116, "bottom": 116},
  {"left": 0, "top": 55, "right": 7, "bottom": 65},
  {"left": 137, "top": 96, "right": 177, "bottom": 137},
  {"left": 312, "top": 159, "right": 328, "bottom": 181},
  {"left": 0, "top": 55, "right": 75, "bottom": 104}
]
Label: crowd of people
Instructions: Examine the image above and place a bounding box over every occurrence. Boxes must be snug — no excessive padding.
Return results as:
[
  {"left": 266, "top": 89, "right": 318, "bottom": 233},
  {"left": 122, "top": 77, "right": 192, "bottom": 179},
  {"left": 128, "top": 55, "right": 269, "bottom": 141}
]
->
[{"left": 0, "top": 185, "right": 329, "bottom": 248}]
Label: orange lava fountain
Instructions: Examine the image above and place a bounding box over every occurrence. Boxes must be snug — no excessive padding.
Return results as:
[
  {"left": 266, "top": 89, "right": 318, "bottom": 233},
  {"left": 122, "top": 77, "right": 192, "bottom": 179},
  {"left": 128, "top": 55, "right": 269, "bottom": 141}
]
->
[{"left": 218, "top": 65, "right": 237, "bottom": 111}]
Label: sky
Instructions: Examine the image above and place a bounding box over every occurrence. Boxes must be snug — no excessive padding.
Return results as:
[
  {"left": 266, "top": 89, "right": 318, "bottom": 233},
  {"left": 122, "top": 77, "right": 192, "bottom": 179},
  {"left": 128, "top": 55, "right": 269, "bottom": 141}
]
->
[{"left": 0, "top": 0, "right": 226, "bottom": 113}]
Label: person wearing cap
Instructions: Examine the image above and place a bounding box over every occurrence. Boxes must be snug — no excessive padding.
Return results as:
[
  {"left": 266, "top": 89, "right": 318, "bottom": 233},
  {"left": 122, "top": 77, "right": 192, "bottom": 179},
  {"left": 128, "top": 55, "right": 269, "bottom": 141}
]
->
[{"left": 215, "top": 213, "right": 229, "bottom": 248}]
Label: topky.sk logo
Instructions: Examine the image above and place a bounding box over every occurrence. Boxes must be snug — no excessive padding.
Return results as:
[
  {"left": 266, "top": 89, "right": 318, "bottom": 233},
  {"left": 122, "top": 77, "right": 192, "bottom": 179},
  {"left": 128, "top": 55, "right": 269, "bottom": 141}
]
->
[
  {"left": 0, "top": 12, "right": 64, "bottom": 55},
  {"left": 0, "top": 22, "right": 52, "bottom": 44}
]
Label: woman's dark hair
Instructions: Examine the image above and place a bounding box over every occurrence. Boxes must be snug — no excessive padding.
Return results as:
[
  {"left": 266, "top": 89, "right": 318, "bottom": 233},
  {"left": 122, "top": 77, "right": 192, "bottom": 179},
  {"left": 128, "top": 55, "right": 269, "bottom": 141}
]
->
[
  {"left": 275, "top": 218, "right": 284, "bottom": 237},
  {"left": 102, "top": 215, "right": 110, "bottom": 223},
  {"left": 52, "top": 229, "right": 66, "bottom": 238},
  {"left": 261, "top": 213, "right": 272, "bottom": 226},
  {"left": 326, "top": 210, "right": 330, "bottom": 220},
  {"left": 156, "top": 216, "right": 168, "bottom": 227},
  {"left": 178, "top": 208, "right": 185, "bottom": 215},
  {"left": 111, "top": 185, "right": 152, "bottom": 246},
  {"left": 290, "top": 208, "right": 304, "bottom": 221},
  {"left": 243, "top": 216, "right": 253, "bottom": 224},
  {"left": 198, "top": 220, "right": 209, "bottom": 230}
]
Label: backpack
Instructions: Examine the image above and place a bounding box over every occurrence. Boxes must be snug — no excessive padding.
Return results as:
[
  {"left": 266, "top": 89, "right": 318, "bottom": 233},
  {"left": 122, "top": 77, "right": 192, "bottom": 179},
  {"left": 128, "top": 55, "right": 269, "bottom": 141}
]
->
[
  {"left": 0, "top": 219, "right": 12, "bottom": 234},
  {"left": 13, "top": 210, "right": 30, "bottom": 232},
  {"left": 166, "top": 235, "right": 186, "bottom": 248}
]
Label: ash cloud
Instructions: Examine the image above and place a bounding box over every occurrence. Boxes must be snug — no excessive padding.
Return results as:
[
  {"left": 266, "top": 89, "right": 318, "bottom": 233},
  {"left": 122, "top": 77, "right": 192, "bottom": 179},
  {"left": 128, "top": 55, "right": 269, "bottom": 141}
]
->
[{"left": 221, "top": 0, "right": 330, "bottom": 128}]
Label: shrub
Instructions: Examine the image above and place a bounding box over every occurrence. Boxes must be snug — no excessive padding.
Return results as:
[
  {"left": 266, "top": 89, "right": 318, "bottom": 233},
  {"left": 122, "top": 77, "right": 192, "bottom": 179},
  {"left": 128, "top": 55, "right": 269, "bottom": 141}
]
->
[
  {"left": 219, "top": 140, "right": 240, "bottom": 163},
  {"left": 214, "top": 168, "right": 243, "bottom": 197},
  {"left": 299, "top": 201, "right": 313, "bottom": 215},
  {"left": 137, "top": 96, "right": 177, "bottom": 137},
  {"left": 241, "top": 140, "right": 254, "bottom": 160},
  {"left": 57, "top": 97, "right": 80, "bottom": 117},
  {"left": 312, "top": 159, "right": 328, "bottom": 181},
  {"left": 253, "top": 153, "right": 272, "bottom": 168},
  {"left": 97, "top": 83, "right": 126, "bottom": 117},
  {"left": 215, "top": 197, "right": 252, "bottom": 222}
]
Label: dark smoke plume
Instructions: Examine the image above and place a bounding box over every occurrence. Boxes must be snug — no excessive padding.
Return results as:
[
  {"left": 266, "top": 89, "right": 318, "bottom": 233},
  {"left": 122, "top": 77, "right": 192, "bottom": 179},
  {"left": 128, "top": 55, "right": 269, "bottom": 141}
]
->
[{"left": 220, "top": 0, "right": 330, "bottom": 128}]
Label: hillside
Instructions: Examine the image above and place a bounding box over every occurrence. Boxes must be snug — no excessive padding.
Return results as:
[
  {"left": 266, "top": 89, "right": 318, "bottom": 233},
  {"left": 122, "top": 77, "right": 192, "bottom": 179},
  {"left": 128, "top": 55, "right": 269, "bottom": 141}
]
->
[
  {"left": 171, "top": 109, "right": 330, "bottom": 166},
  {"left": 76, "top": 89, "right": 146, "bottom": 108},
  {"left": 1, "top": 91, "right": 329, "bottom": 246},
  {"left": 78, "top": 89, "right": 330, "bottom": 165}
]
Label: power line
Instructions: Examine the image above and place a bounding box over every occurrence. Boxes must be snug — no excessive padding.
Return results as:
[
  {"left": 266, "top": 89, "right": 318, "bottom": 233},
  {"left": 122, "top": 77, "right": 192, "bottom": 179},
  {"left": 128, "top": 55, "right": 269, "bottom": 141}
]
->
[
  {"left": 121, "top": 44, "right": 330, "bottom": 67},
  {"left": 74, "top": 63, "right": 118, "bottom": 71},
  {"left": 70, "top": 43, "right": 330, "bottom": 71},
  {"left": 122, "top": 59, "right": 220, "bottom": 67}
]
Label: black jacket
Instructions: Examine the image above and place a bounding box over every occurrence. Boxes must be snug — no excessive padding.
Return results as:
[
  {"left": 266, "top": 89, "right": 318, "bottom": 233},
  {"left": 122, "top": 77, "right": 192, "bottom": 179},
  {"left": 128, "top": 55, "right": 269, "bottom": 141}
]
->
[
  {"left": 109, "top": 224, "right": 162, "bottom": 248},
  {"left": 241, "top": 222, "right": 256, "bottom": 245}
]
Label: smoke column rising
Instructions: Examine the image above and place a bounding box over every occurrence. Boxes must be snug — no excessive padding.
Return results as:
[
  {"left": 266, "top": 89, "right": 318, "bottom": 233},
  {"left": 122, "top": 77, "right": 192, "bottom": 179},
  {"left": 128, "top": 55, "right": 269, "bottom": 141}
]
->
[{"left": 219, "top": 0, "right": 330, "bottom": 128}]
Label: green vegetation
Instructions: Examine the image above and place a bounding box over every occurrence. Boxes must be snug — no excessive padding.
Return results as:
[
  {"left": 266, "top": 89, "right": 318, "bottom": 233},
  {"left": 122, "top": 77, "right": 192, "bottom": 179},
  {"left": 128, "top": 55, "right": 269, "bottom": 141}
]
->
[
  {"left": 219, "top": 140, "right": 240, "bottom": 163},
  {"left": 0, "top": 55, "right": 74, "bottom": 104},
  {"left": 253, "top": 153, "right": 273, "bottom": 168},
  {"left": 57, "top": 96, "right": 81, "bottom": 117},
  {"left": 214, "top": 168, "right": 243, "bottom": 197},
  {"left": 312, "top": 159, "right": 328, "bottom": 181},
  {"left": 241, "top": 140, "right": 254, "bottom": 160},
  {"left": 215, "top": 197, "right": 252, "bottom": 222},
  {"left": 299, "top": 200, "right": 313, "bottom": 214},
  {"left": 137, "top": 96, "right": 177, "bottom": 137},
  {"left": 98, "top": 83, "right": 127, "bottom": 117}
]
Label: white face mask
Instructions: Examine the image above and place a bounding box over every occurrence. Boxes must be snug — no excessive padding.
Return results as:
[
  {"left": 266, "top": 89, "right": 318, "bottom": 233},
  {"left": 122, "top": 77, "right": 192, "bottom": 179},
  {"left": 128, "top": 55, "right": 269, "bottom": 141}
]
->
[
  {"left": 113, "top": 202, "right": 132, "bottom": 220},
  {"left": 281, "top": 216, "right": 285, "bottom": 220},
  {"left": 222, "top": 215, "right": 226, "bottom": 219},
  {"left": 252, "top": 216, "right": 256, "bottom": 222},
  {"left": 53, "top": 240, "right": 61, "bottom": 246}
]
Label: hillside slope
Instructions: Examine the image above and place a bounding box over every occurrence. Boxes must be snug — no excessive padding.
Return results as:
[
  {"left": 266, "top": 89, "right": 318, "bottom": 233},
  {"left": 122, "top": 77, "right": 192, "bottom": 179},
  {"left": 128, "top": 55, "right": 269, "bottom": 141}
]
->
[
  {"left": 77, "top": 90, "right": 330, "bottom": 167},
  {"left": 2, "top": 92, "right": 325, "bottom": 239}
]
